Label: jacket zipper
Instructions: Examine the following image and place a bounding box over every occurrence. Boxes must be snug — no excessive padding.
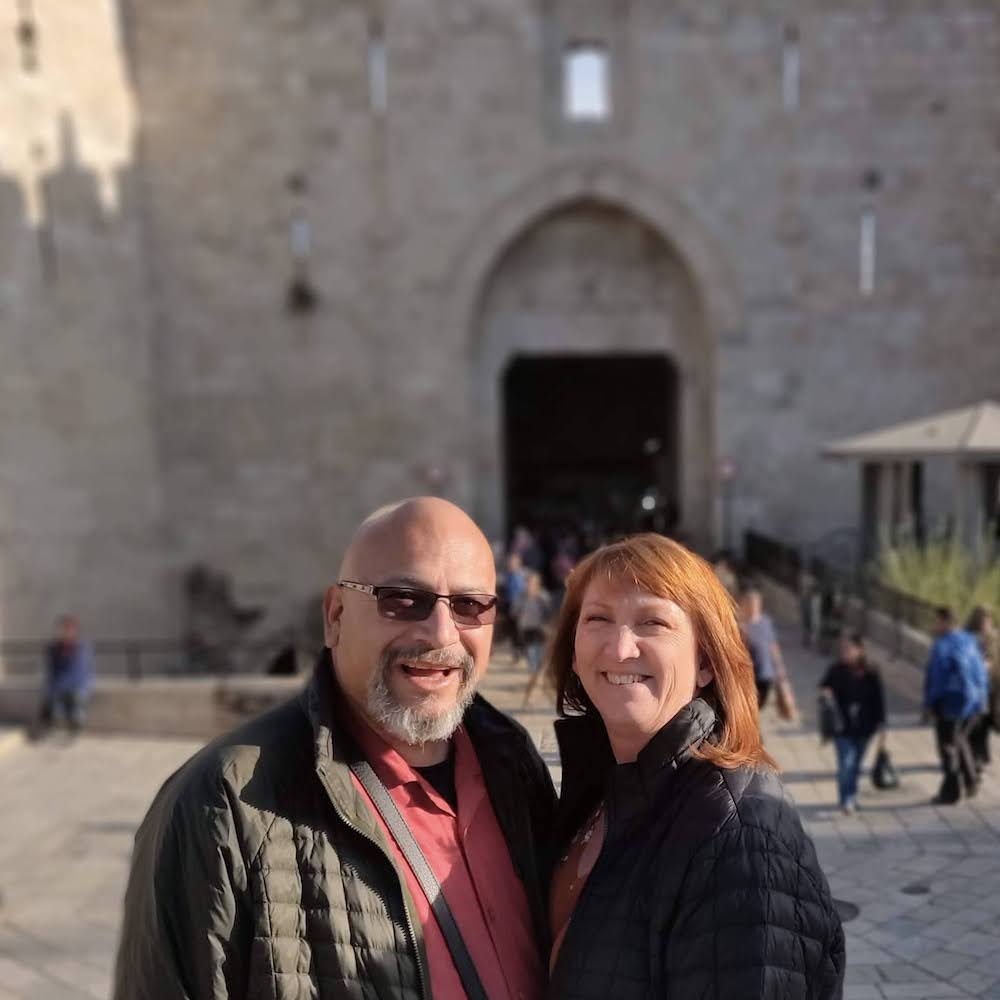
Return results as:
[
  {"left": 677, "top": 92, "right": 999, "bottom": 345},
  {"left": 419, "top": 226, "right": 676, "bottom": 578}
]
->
[{"left": 317, "top": 766, "right": 431, "bottom": 1000}]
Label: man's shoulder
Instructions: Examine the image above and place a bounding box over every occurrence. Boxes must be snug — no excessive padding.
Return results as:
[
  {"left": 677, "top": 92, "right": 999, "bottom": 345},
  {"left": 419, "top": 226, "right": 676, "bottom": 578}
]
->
[
  {"left": 464, "top": 695, "right": 551, "bottom": 790},
  {"left": 152, "top": 694, "right": 314, "bottom": 825},
  {"left": 465, "top": 694, "right": 534, "bottom": 746}
]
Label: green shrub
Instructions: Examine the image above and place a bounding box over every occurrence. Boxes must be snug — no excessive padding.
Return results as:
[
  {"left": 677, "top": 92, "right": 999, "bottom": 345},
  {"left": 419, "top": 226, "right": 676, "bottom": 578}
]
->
[{"left": 876, "top": 535, "right": 1000, "bottom": 622}]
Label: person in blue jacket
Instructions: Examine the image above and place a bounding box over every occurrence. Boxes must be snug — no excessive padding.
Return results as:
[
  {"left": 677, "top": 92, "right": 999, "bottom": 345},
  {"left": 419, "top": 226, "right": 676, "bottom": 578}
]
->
[
  {"left": 924, "top": 606, "right": 988, "bottom": 804},
  {"left": 38, "top": 614, "right": 94, "bottom": 737}
]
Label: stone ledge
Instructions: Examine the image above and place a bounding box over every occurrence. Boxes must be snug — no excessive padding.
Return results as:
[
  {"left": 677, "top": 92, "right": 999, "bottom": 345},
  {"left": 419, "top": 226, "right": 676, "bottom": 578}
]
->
[{"left": 0, "top": 675, "right": 304, "bottom": 740}]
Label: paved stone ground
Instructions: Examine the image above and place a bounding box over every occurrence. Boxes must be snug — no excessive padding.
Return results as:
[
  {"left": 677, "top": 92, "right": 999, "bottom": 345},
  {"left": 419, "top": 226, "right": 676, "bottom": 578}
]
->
[{"left": 1, "top": 623, "right": 998, "bottom": 1000}]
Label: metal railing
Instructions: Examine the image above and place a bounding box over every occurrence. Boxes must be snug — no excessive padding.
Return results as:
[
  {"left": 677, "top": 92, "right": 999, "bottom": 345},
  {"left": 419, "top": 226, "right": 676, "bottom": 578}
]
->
[
  {"left": 743, "top": 529, "right": 939, "bottom": 655},
  {"left": 0, "top": 629, "right": 307, "bottom": 682}
]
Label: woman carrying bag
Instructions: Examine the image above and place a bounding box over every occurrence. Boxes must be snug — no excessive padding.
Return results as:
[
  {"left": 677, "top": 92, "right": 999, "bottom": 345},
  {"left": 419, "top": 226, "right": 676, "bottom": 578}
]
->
[{"left": 818, "top": 632, "right": 888, "bottom": 814}]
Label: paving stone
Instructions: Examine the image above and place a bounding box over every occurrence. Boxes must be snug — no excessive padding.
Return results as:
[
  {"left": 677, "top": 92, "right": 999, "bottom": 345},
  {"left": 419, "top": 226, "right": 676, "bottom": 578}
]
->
[
  {"left": 847, "top": 964, "right": 885, "bottom": 985},
  {"left": 915, "top": 951, "right": 978, "bottom": 980},
  {"left": 879, "top": 986, "right": 968, "bottom": 998},
  {"left": 947, "top": 933, "right": 1000, "bottom": 960},
  {"left": 951, "top": 970, "right": 999, "bottom": 995},
  {"left": 0, "top": 625, "right": 997, "bottom": 999},
  {"left": 878, "top": 963, "right": 941, "bottom": 984}
]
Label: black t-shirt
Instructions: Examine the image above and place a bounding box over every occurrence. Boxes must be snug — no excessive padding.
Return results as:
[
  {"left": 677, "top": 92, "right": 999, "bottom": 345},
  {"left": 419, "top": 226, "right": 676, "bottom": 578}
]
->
[{"left": 415, "top": 749, "right": 458, "bottom": 810}]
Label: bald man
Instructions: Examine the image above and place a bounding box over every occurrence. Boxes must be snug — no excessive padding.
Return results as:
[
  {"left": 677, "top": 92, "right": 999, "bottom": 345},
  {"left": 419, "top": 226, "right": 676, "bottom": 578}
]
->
[{"left": 114, "top": 498, "right": 556, "bottom": 1000}]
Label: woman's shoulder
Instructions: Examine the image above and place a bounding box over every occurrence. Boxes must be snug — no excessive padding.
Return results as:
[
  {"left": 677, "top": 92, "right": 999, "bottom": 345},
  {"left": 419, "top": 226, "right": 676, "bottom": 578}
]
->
[
  {"left": 670, "top": 759, "right": 784, "bottom": 836},
  {"left": 714, "top": 766, "right": 826, "bottom": 870},
  {"left": 680, "top": 760, "right": 805, "bottom": 846}
]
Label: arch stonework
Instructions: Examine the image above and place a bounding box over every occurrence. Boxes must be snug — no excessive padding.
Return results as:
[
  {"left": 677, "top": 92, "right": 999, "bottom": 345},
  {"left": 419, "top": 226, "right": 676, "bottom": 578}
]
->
[{"left": 447, "top": 159, "right": 744, "bottom": 546}]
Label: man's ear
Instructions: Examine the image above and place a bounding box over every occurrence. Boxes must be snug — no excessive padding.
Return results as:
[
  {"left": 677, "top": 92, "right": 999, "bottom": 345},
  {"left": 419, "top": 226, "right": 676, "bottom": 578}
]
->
[{"left": 323, "top": 585, "right": 344, "bottom": 648}]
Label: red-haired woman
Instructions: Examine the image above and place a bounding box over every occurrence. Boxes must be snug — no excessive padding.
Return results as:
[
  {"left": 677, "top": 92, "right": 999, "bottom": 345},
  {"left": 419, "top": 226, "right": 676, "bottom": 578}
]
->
[{"left": 546, "top": 534, "right": 844, "bottom": 999}]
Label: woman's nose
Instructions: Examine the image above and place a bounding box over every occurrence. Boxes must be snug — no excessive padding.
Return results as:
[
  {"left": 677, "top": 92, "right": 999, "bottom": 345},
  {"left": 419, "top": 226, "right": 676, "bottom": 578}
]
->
[{"left": 613, "top": 626, "right": 640, "bottom": 661}]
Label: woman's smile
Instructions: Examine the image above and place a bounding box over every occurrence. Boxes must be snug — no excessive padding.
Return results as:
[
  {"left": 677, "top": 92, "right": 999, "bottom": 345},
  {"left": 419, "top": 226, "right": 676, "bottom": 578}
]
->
[{"left": 601, "top": 671, "right": 652, "bottom": 687}]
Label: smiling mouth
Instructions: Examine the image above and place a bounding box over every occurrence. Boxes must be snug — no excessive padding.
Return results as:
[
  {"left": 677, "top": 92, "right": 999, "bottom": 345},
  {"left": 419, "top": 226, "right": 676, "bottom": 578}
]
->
[
  {"left": 400, "top": 661, "right": 459, "bottom": 679},
  {"left": 602, "top": 672, "right": 651, "bottom": 686}
]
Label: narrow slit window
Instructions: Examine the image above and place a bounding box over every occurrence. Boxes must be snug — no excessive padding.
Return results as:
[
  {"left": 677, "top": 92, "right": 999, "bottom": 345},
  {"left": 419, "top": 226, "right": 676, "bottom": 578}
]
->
[
  {"left": 16, "top": 0, "right": 39, "bottom": 73},
  {"left": 860, "top": 208, "right": 876, "bottom": 296},
  {"left": 563, "top": 44, "right": 610, "bottom": 121},
  {"left": 782, "top": 24, "right": 799, "bottom": 112},
  {"left": 368, "top": 22, "right": 387, "bottom": 114}
]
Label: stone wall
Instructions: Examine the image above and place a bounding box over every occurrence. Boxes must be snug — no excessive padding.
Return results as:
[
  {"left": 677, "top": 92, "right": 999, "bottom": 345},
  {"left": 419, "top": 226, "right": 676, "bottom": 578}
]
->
[
  {"left": 0, "top": 0, "right": 173, "bottom": 645},
  {"left": 1, "top": 0, "right": 998, "bottom": 642}
]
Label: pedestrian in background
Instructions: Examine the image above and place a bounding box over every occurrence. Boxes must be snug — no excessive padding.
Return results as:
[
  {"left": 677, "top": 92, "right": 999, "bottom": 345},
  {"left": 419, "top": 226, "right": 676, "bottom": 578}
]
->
[
  {"left": 819, "top": 632, "right": 887, "bottom": 814},
  {"left": 924, "top": 606, "right": 987, "bottom": 804},
  {"left": 711, "top": 549, "right": 739, "bottom": 597},
  {"left": 798, "top": 570, "right": 823, "bottom": 649},
  {"left": 517, "top": 570, "right": 553, "bottom": 707},
  {"left": 964, "top": 605, "right": 997, "bottom": 773},
  {"left": 549, "top": 542, "right": 576, "bottom": 615},
  {"left": 36, "top": 614, "right": 93, "bottom": 738},
  {"left": 502, "top": 551, "right": 529, "bottom": 664},
  {"left": 510, "top": 524, "right": 545, "bottom": 573},
  {"left": 739, "top": 587, "right": 790, "bottom": 709}
]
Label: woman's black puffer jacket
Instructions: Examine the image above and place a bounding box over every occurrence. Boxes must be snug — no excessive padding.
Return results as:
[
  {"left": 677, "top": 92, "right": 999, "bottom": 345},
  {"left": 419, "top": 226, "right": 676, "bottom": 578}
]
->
[{"left": 549, "top": 699, "right": 845, "bottom": 999}]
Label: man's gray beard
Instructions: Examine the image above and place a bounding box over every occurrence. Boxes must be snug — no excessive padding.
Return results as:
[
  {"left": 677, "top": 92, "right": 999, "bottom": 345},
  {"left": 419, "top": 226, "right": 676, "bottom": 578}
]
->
[{"left": 365, "top": 644, "right": 477, "bottom": 746}]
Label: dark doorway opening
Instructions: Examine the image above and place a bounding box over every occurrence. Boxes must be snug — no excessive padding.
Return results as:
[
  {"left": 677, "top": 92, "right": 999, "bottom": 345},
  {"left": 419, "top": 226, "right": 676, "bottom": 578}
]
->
[{"left": 503, "top": 354, "right": 678, "bottom": 544}]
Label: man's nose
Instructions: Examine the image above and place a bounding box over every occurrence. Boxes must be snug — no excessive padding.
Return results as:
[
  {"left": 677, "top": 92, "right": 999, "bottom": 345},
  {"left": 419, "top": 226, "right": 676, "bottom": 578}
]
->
[
  {"left": 613, "top": 626, "right": 640, "bottom": 661},
  {"left": 415, "top": 597, "right": 462, "bottom": 647}
]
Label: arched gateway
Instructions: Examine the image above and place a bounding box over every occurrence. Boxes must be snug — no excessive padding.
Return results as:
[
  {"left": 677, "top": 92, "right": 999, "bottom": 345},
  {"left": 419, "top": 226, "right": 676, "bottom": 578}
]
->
[{"left": 448, "top": 161, "right": 742, "bottom": 549}]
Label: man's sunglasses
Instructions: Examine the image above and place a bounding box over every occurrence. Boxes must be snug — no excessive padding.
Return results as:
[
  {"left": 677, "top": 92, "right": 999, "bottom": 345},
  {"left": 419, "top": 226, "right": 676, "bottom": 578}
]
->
[{"left": 338, "top": 580, "right": 498, "bottom": 628}]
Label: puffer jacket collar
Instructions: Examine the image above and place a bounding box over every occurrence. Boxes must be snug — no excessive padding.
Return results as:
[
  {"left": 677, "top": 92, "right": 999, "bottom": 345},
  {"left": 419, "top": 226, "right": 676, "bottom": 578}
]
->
[
  {"left": 554, "top": 698, "right": 719, "bottom": 843},
  {"left": 301, "top": 649, "right": 388, "bottom": 845}
]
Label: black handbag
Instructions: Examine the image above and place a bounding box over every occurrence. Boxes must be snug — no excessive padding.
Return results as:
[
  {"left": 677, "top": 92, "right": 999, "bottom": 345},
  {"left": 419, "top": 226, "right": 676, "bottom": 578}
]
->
[
  {"left": 817, "top": 693, "right": 841, "bottom": 743},
  {"left": 871, "top": 746, "right": 900, "bottom": 790}
]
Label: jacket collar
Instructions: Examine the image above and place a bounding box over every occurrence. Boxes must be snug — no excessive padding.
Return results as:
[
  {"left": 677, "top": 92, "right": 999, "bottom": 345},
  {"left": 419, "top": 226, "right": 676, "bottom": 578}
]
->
[
  {"left": 554, "top": 698, "right": 719, "bottom": 841},
  {"left": 302, "top": 647, "right": 345, "bottom": 766},
  {"left": 634, "top": 698, "right": 718, "bottom": 779}
]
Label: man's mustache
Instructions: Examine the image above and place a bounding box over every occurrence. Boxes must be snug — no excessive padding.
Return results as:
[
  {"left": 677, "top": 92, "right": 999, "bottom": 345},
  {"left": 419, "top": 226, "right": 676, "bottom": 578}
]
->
[{"left": 380, "top": 644, "right": 475, "bottom": 677}]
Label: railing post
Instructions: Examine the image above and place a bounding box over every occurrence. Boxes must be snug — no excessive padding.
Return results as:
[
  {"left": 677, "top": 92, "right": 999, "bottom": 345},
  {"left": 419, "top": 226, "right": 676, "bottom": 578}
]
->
[{"left": 892, "top": 591, "right": 903, "bottom": 660}]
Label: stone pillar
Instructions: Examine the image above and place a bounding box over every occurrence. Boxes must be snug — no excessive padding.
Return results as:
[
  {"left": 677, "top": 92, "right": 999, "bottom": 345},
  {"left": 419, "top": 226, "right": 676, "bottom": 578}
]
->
[
  {"left": 954, "top": 461, "right": 980, "bottom": 550},
  {"left": 896, "top": 461, "right": 914, "bottom": 541},
  {"left": 860, "top": 462, "right": 879, "bottom": 563},
  {"left": 876, "top": 461, "right": 895, "bottom": 551}
]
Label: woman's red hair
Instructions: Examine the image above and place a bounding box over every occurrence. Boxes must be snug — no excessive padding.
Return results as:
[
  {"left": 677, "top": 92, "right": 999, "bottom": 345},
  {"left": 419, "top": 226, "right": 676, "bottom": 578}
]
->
[{"left": 548, "top": 533, "right": 777, "bottom": 771}]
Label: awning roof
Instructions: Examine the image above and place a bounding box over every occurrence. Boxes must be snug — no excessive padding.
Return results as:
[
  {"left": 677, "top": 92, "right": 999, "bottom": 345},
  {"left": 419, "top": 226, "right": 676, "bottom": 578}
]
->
[{"left": 823, "top": 400, "right": 1000, "bottom": 460}]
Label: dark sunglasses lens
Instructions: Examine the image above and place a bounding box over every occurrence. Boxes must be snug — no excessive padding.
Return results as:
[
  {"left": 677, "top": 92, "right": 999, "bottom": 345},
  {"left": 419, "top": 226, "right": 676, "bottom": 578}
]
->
[
  {"left": 376, "top": 589, "right": 436, "bottom": 621},
  {"left": 450, "top": 595, "right": 497, "bottom": 625}
]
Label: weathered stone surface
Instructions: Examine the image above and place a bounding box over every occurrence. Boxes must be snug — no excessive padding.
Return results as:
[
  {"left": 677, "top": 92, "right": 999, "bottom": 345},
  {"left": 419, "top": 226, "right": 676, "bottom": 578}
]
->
[{"left": 1, "top": 0, "right": 999, "bottom": 642}]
